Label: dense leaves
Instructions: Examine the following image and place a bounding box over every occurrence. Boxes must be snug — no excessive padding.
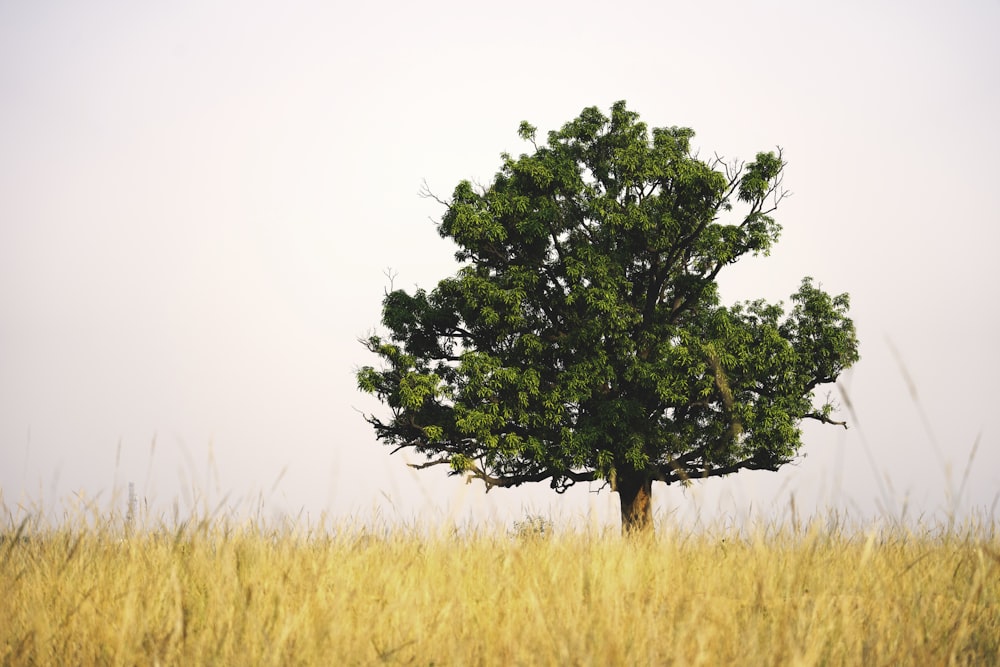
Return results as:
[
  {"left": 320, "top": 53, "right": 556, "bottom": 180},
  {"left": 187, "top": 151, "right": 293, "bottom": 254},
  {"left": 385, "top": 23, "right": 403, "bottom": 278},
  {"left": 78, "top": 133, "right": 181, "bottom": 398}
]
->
[{"left": 358, "top": 102, "right": 859, "bottom": 530}]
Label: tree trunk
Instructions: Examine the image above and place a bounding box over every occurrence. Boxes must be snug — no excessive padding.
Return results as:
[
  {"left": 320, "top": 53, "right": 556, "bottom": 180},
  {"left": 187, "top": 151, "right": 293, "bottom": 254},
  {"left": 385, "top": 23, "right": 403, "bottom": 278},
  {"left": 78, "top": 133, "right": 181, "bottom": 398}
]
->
[{"left": 617, "top": 472, "right": 653, "bottom": 534}]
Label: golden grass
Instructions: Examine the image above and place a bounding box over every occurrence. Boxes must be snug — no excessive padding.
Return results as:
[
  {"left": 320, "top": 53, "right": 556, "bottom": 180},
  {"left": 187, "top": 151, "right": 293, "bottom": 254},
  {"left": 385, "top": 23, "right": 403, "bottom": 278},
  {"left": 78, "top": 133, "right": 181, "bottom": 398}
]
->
[{"left": 2, "top": 514, "right": 998, "bottom": 666}]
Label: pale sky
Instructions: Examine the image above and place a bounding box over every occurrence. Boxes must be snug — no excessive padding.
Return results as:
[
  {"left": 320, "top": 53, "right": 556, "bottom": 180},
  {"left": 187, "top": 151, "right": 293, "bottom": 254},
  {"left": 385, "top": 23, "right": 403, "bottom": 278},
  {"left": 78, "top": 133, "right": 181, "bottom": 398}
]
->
[{"left": 2, "top": 0, "right": 998, "bottom": 530}]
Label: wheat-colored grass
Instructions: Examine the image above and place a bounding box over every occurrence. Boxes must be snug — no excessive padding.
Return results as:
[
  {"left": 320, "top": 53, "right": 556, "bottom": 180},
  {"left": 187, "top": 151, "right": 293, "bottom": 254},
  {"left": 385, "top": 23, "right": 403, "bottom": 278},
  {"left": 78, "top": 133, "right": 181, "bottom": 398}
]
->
[{"left": 2, "top": 511, "right": 998, "bottom": 666}]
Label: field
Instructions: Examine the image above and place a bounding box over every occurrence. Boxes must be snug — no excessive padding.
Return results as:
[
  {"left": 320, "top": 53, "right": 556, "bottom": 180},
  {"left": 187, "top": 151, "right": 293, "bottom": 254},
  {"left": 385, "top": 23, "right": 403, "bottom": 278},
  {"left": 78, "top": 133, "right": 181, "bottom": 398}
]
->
[{"left": 2, "top": 510, "right": 998, "bottom": 666}]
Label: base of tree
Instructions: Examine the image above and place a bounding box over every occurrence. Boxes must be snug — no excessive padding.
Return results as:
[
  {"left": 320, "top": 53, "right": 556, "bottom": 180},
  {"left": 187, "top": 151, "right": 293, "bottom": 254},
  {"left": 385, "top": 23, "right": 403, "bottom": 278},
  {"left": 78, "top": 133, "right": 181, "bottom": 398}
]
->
[{"left": 617, "top": 474, "right": 653, "bottom": 534}]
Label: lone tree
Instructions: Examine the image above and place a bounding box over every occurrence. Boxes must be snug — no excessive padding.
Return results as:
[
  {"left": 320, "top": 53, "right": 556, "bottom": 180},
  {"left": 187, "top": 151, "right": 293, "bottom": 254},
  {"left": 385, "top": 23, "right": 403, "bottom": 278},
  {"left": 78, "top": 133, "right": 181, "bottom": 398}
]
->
[{"left": 358, "top": 102, "right": 859, "bottom": 533}]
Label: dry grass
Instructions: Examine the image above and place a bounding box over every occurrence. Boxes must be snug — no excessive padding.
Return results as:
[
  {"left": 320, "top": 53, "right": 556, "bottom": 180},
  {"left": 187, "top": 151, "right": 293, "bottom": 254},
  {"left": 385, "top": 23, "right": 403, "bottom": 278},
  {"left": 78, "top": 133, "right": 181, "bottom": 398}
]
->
[{"left": 2, "top": 511, "right": 998, "bottom": 666}]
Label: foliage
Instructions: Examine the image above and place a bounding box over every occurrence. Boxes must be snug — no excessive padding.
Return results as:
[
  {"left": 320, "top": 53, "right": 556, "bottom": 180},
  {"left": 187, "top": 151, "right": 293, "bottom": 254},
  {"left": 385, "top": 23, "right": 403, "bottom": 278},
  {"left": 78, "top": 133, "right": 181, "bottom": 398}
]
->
[{"left": 357, "top": 101, "right": 859, "bottom": 529}]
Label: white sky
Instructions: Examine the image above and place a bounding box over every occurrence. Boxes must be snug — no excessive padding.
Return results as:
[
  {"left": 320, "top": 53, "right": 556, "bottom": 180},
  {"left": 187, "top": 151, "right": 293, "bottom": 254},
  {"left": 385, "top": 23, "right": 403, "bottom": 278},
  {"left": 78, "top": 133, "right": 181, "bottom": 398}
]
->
[{"left": 2, "top": 0, "right": 998, "bottom": 530}]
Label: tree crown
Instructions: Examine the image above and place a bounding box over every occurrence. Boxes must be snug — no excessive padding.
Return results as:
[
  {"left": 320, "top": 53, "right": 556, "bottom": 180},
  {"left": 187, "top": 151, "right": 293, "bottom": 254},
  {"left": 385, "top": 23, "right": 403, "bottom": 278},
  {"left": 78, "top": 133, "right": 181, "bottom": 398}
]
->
[{"left": 358, "top": 101, "right": 859, "bottom": 497}]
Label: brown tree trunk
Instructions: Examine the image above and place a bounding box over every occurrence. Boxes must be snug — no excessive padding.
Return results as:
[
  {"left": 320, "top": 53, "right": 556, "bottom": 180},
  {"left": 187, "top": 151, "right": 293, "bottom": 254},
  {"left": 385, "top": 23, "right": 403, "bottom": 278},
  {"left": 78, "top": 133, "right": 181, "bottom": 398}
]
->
[{"left": 617, "top": 472, "right": 653, "bottom": 534}]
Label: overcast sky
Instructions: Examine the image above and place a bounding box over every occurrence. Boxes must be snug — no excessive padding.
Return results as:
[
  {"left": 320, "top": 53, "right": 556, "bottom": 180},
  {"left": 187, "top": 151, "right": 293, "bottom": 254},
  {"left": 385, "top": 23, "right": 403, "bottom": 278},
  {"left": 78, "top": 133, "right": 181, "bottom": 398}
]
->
[{"left": 2, "top": 0, "right": 998, "bottom": 530}]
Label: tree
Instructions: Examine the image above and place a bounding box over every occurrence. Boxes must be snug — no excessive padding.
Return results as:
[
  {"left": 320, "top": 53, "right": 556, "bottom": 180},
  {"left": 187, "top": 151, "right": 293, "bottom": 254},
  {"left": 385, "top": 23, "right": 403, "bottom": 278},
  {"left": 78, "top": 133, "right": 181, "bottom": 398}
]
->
[{"left": 357, "top": 101, "right": 859, "bottom": 534}]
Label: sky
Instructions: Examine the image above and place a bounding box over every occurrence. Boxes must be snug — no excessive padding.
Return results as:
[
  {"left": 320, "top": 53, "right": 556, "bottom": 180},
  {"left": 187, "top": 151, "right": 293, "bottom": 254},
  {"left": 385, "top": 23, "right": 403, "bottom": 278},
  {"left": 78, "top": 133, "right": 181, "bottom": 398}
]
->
[{"left": 2, "top": 0, "right": 999, "bottom": 531}]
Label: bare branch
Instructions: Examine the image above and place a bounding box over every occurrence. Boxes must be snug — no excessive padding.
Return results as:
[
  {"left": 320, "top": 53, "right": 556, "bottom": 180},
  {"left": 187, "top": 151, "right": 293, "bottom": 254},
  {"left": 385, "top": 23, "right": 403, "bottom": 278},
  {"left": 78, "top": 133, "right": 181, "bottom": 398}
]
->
[
  {"left": 408, "top": 457, "right": 452, "bottom": 470},
  {"left": 418, "top": 179, "right": 450, "bottom": 207},
  {"left": 382, "top": 267, "right": 398, "bottom": 295},
  {"left": 803, "top": 412, "right": 848, "bottom": 429},
  {"left": 723, "top": 158, "right": 745, "bottom": 186}
]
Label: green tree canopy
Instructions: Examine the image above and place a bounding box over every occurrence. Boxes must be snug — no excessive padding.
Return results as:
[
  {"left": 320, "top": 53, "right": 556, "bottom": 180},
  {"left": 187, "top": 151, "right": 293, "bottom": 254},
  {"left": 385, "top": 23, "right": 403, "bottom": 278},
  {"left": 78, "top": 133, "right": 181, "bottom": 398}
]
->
[{"left": 357, "top": 102, "right": 859, "bottom": 533}]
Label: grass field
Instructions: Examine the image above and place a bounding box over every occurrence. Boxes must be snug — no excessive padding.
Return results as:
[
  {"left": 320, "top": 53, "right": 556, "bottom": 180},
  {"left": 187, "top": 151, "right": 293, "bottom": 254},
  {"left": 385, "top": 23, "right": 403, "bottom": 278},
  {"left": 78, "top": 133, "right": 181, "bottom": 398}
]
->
[{"left": 2, "top": 509, "right": 998, "bottom": 666}]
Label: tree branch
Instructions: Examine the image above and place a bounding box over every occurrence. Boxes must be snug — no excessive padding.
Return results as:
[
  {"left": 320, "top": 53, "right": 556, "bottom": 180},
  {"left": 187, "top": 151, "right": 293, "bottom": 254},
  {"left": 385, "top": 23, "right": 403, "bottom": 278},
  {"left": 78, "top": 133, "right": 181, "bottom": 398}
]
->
[
  {"left": 405, "top": 450, "right": 597, "bottom": 492},
  {"left": 655, "top": 450, "right": 790, "bottom": 485},
  {"left": 408, "top": 456, "right": 452, "bottom": 470},
  {"left": 803, "top": 412, "right": 848, "bottom": 428},
  {"left": 418, "top": 179, "right": 450, "bottom": 207}
]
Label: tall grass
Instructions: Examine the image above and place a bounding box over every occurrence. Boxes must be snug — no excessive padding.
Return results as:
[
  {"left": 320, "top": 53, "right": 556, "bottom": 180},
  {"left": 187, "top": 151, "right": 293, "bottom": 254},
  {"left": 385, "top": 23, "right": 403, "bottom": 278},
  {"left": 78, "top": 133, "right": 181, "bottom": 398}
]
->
[{"left": 2, "top": 506, "right": 998, "bottom": 665}]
